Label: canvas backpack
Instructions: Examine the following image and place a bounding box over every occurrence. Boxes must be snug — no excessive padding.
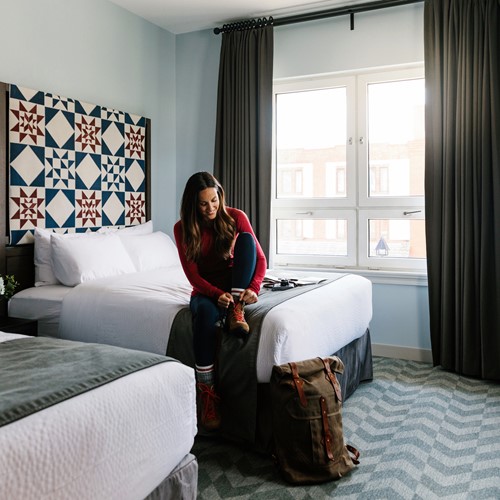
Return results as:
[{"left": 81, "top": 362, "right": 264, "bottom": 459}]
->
[{"left": 270, "top": 356, "right": 359, "bottom": 484}]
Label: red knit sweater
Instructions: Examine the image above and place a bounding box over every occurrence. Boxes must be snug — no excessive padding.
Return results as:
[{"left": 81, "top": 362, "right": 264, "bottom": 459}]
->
[{"left": 174, "top": 207, "right": 267, "bottom": 300}]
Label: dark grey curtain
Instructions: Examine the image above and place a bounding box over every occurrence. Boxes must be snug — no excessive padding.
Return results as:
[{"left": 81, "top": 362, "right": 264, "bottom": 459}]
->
[
  {"left": 214, "top": 25, "right": 274, "bottom": 259},
  {"left": 424, "top": 0, "right": 500, "bottom": 379}
]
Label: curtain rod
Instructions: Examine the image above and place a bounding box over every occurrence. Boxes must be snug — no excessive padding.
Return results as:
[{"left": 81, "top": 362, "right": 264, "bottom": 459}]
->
[{"left": 213, "top": 0, "right": 423, "bottom": 34}]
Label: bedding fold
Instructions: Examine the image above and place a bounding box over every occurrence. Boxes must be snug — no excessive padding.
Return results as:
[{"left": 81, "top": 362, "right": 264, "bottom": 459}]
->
[{"left": 0, "top": 336, "right": 175, "bottom": 427}]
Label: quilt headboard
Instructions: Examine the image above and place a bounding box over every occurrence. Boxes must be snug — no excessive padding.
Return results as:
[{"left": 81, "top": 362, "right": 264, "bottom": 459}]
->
[{"left": 1, "top": 82, "right": 151, "bottom": 292}]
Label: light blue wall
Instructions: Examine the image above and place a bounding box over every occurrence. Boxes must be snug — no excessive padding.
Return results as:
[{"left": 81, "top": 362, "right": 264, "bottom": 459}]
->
[
  {"left": 0, "top": 0, "right": 177, "bottom": 235},
  {"left": 372, "top": 282, "right": 430, "bottom": 351},
  {"left": 274, "top": 3, "right": 424, "bottom": 78},
  {"left": 175, "top": 29, "right": 221, "bottom": 212}
]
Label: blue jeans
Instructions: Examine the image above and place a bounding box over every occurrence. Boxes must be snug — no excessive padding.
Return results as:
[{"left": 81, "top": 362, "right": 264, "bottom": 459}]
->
[{"left": 190, "top": 232, "right": 256, "bottom": 366}]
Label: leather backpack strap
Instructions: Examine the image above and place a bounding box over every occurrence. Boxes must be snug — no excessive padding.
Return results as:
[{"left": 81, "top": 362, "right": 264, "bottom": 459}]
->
[
  {"left": 289, "top": 362, "right": 308, "bottom": 408},
  {"left": 320, "top": 358, "right": 342, "bottom": 403},
  {"left": 319, "top": 396, "right": 334, "bottom": 461},
  {"left": 346, "top": 444, "right": 360, "bottom": 465}
]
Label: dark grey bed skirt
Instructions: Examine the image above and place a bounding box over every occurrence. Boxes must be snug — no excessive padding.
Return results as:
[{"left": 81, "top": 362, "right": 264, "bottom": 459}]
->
[
  {"left": 334, "top": 328, "right": 373, "bottom": 400},
  {"left": 143, "top": 453, "right": 198, "bottom": 500},
  {"left": 254, "top": 329, "right": 373, "bottom": 453}
]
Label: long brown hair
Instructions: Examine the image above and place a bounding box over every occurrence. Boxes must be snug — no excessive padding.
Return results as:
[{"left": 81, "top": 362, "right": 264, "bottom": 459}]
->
[{"left": 180, "top": 171, "right": 235, "bottom": 262}]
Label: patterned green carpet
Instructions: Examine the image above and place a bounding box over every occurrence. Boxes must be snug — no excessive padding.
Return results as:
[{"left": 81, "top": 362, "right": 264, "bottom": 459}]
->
[{"left": 193, "top": 357, "right": 500, "bottom": 499}]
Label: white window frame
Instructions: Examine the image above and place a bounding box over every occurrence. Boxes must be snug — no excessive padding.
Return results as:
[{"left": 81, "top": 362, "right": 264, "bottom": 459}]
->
[
  {"left": 273, "top": 75, "right": 356, "bottom": 210},
  {"left": 358, "top": 208, "right": 427, "bottom": 272},
  {"left": 271, "top": 208, "right": 357, "bottom": 268},
  {"left": 357, "top": 67, "right": 425, "bottom": 208},
  {"left": 271, "top": 65, "right": 426, "bottom": 276}
]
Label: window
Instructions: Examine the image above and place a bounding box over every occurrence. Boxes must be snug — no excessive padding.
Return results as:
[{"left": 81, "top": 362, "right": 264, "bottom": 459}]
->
[{"left": 271, "top": 66, "right": 426, "bottom": 273}]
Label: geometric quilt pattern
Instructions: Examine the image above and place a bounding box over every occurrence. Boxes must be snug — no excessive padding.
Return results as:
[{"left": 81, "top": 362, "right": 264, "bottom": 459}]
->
[{"left": 9, "top": 84, "right": 147, "bottom": 245}]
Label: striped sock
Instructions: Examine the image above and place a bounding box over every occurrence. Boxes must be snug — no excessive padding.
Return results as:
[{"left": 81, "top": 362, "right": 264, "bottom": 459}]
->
[
  {"left": 195, "top": 364, "right": 215, "bottom": 386},
  {"left": 231, "top": 288, "right": 244, "bottom": 302}
]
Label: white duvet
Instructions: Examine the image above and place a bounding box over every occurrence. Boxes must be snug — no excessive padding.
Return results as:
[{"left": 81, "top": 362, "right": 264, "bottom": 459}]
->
[
  {"left": 55, "top": 267, "right": 372, "bottom": 383},
  {"left": 0, "top": 332, "right": 197, "bottom": 500},
  {"left": 57, "top": 266, "right": 192, "bottom": 356}
]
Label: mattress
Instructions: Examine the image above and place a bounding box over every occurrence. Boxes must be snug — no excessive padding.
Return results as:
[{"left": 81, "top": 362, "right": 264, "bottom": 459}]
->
[
  {"left": 0, "top": 331, "right": 197, "bottom": 500},
  {"left": 9, "top": 267, "right": 372, "bottom": 383},
  {"left": 8, "top": 285, "right": 72, "bottom": 336}
]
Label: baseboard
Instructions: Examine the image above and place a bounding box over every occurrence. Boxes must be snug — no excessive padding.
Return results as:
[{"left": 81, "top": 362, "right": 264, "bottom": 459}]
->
[{"left": 372, "top": 343, "right": 433, "bottom": 363}]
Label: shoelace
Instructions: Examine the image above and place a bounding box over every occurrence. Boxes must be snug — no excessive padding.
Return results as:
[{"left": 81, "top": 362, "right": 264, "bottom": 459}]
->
[
  {"left": 233, "top": 302, "right": 246, "bottom": 322},
  {"left": 198, "top": 383, "right": 220, "bottom": 421}
]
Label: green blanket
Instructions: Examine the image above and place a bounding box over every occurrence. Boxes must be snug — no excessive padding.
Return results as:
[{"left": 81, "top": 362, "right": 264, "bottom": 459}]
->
[{"left": 0, "top": 336, "right": 174, "bottom": 427}]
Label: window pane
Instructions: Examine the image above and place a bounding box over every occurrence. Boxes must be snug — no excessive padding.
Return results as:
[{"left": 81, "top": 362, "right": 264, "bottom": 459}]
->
[
  {"left": 369, "top": 219, "right": 426, "bottom": 258},
  {"left": 276, "top": 88, "right": 347, "bottom": 199},
  {"left": 368, "top": 79, "right": 425, "bottom": 197},
  {"left": 277, "top": 219, "right": 348, "bottom": 256}
]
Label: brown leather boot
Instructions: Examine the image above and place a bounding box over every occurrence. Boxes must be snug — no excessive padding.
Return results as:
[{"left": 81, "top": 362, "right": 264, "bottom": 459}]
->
[
  {"left": 227, "top": 301, "right": 250, "bottom": 334},
  {"left": 196, "top": 383, "right": 221, "bottom": 431}
]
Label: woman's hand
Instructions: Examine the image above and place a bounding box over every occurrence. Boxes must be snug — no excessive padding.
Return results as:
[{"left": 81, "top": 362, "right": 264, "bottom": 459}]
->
[
  {"left": 240, "top": 289, "right": 258, "bottom": 305},
  {"left": 217, "top": 292, "right": 233, "bottom": 309}
]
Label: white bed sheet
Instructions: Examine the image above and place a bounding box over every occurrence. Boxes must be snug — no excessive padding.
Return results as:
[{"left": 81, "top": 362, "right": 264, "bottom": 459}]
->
[
  {"left": 8, "top": 285, "right": 72, "bottom": 336},
  {"left": 0, "top": 331, "right": 197, "bottom": 500}
]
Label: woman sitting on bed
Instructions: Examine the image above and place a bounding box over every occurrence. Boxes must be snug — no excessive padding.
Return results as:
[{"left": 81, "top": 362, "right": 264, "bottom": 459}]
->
[{"left": 174, "top": 171, "right": 267, "bottom": 431}]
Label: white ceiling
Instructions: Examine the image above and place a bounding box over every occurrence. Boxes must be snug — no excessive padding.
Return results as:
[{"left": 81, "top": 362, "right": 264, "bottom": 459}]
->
[{"left": 106, "top": 0, "right": 373, "bottom": 34}]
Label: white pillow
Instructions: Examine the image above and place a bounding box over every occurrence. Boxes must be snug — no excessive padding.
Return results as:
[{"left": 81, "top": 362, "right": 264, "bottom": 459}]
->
[
  {"left": 98, "top": 220, "right": 153, "bottom": 235},
  {"left": 34, "top": 228, "right": 88, "bottom": 286},
  {"left": 51, "top": 233, "right": 136, "bottom": 286},
  {"left": 119, "top": 232, "right": 181, "bottom": 272},
  {"left": 34, "top": 228, "right": 58, "bottom": 286}
]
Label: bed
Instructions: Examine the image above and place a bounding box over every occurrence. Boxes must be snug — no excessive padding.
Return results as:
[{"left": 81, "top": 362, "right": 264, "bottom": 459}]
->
[
  {"left": 9, "top": 255, "right": 372, "bottom": 384},
  {"left": 0, "top": 330, "right": 198, "bottom": 500}
]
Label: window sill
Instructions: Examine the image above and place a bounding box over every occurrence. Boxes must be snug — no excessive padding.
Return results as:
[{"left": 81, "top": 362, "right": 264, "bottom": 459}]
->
[{"left": 271, "top": 265, "right": 428, "bottom": 287}]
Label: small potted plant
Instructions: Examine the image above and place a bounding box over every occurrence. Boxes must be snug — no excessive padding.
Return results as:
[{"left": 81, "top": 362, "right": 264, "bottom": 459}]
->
[{"left": 0, "top": 274, "right": 19, "bottom": 316}]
